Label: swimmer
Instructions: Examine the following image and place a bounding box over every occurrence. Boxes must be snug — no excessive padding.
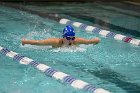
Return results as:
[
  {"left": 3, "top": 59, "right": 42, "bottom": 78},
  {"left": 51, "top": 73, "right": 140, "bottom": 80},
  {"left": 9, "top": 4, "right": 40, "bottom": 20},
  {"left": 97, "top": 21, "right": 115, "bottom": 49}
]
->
[{"left": 22, "top": 25, "right": 100, "bottom": 47}]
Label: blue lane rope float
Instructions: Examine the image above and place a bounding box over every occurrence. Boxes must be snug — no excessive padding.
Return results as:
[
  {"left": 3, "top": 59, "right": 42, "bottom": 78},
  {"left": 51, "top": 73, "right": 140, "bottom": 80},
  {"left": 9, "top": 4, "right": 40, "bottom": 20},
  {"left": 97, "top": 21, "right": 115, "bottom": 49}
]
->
[
  {"left": 59, "top": 19, "right": 140, "bottom": 46},
  {"left": 0, "top": 46, "right": 110, "bottom": 93}
]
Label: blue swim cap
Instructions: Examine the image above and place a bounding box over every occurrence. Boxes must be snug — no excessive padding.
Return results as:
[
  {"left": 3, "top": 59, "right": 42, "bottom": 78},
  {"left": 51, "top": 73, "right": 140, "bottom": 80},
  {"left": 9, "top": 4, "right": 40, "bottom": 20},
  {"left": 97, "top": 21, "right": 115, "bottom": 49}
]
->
[{"left": 63, "top": 25, "right": 75, "bottom": 38}]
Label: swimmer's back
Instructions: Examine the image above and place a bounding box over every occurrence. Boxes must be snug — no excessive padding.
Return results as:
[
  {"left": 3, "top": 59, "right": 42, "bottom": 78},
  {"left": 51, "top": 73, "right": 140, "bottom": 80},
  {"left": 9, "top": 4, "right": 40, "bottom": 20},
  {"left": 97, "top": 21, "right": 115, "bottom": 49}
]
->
[{"left": 45, "top": 38, "right": 63, "bottom": 47}]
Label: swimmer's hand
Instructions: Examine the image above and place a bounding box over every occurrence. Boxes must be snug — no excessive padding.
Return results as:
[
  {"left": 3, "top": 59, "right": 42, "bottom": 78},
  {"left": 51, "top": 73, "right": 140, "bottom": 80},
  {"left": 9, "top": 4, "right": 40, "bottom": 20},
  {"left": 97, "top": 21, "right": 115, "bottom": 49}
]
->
[
  {"left": 91, "top": 38, "right": 100, "bottom": 44},
  {"left": 22, "top": 38, "right": 26, "bottom": 46}
]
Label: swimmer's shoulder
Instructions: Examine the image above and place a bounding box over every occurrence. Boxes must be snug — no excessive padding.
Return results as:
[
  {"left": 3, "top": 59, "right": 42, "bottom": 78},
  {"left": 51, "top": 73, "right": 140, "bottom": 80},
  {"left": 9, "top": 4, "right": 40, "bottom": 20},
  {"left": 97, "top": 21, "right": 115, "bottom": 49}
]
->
[{"left": 47, "top": 38, "right": 62, "bottom": 47}]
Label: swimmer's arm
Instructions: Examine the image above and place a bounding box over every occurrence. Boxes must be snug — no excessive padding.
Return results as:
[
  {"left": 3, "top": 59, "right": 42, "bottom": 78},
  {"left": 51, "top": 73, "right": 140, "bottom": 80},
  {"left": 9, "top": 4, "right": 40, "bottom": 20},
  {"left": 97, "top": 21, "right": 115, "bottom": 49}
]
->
[
  {"left": 75, "top": 38, "right": 100, "bottom": 45},
  {"left": 22, "top": 38, "right": 60, "bottom": 46}
]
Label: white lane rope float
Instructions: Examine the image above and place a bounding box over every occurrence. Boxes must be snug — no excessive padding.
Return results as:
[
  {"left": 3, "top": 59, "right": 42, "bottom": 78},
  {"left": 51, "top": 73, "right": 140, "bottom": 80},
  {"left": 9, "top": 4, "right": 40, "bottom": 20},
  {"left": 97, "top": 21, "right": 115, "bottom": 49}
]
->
[
  {"left": 59, "top": 19, "right": 140, "bottom": 46},
  {"left": 0, "top": 46, "right": 110, "bottom": 93}
]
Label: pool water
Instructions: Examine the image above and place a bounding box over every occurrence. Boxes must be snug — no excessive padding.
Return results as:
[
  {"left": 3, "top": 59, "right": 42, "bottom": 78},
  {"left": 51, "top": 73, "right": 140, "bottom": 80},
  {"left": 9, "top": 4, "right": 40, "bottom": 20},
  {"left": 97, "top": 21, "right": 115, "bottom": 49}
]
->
[
  {"left": 0, "top": 5, "right": 140, "bottom": 93},
  {"left": 24, "top": 2, "right": 140, "bottom": 34}
]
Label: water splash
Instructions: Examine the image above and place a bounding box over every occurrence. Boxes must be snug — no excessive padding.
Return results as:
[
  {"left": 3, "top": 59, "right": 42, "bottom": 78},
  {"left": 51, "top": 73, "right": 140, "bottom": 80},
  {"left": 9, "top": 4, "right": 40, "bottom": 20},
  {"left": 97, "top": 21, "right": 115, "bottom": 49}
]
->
[
  {"left": 20, "top": 44, "right": 52, "bottom": 50},
  {"left": 20, "top": 44, "right": 93, "bottom": 52},
  {"left": 52, "top": 45, "right": 93, "bottom": 52}
]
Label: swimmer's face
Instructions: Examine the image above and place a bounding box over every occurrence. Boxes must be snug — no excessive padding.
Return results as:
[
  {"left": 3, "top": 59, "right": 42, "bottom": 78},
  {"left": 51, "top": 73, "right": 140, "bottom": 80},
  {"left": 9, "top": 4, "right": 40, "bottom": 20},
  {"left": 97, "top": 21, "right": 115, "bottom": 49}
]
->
[
  {"left": 66, "top": 36, "right": 75, "bottom": 41},
  {"left": 63, "top": 36, "right": 75, "bottom": 46}
]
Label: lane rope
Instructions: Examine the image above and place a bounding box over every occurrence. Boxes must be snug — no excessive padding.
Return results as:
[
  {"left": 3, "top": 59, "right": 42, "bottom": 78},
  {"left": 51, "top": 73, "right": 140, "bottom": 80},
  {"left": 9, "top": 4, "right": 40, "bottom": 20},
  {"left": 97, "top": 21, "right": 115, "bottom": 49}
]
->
[
  {"left": 0, "top": 46, "right": 110, "bottom": 93},
  {"left": 59, "top": 18, "right": 140, "bottom": 46}
]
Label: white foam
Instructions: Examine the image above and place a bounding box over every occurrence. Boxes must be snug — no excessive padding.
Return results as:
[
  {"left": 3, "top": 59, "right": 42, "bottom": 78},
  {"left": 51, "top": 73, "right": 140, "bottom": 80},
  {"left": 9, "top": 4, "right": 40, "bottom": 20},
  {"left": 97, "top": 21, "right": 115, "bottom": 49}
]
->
[
  {"left": 52, "top": 46, "right": 86, "bottom": 52},
  {"left": 24, "top": 30, "right": 54, "bottom": 40},
  {"left": 20, "top": 44, "right": 52, "bottom": 50}
]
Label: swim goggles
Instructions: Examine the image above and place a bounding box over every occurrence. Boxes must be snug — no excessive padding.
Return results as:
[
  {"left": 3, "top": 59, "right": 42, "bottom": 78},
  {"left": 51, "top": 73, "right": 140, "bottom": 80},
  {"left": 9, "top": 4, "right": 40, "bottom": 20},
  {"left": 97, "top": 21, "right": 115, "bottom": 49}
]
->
[{"left": 66, "top": 36, "right": 75, "bottom": 40}]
